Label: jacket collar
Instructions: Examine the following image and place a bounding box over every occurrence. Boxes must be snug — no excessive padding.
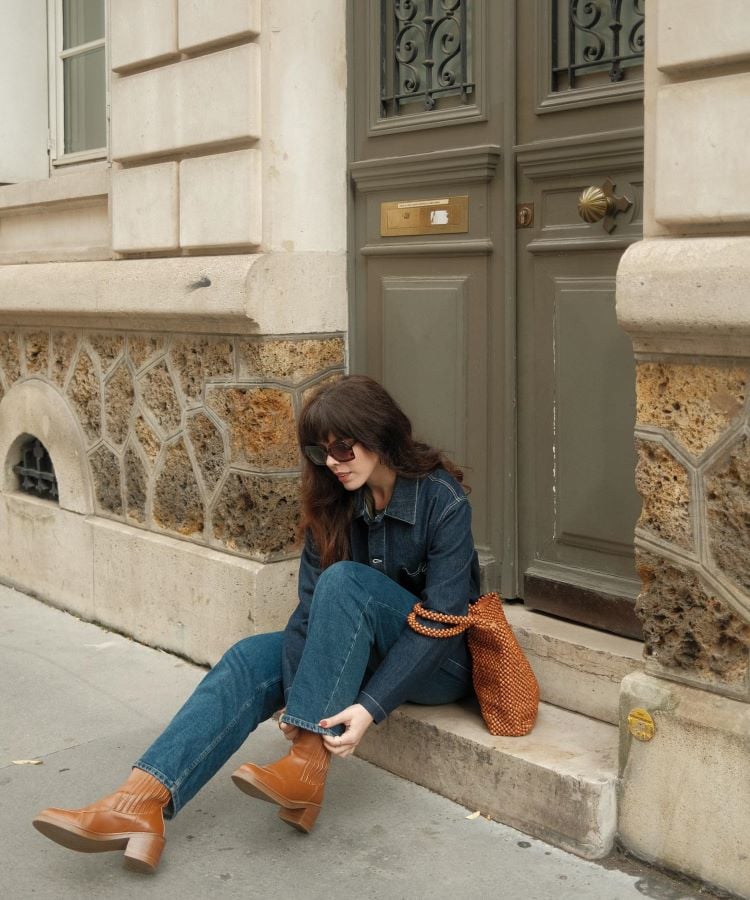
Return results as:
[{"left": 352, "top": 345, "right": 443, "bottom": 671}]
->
[{"left": 354, "top": 475, "right": 419, "bottom": 525}]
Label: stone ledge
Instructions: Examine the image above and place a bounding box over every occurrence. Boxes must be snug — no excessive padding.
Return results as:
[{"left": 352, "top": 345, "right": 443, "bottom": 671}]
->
[
  {"left": 617, "top": 237, "right": 750, "bottom": 356},
  {"left": 505, "top": 606, "right": 644, "bottom": 725},
  {"left": 0, "top": 252, "right": 348, "bottom": 335},
  {"left": 357, "top": 700, "right": 618, "bottom": 860},
  {"left": 0, "top": 166, "right": 109, "bottom": 213}
]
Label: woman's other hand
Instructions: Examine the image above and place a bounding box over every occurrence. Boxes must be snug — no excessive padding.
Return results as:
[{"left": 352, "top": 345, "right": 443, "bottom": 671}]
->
[{"left": 319, "top": 704, "right": 374, "bottom": 758}]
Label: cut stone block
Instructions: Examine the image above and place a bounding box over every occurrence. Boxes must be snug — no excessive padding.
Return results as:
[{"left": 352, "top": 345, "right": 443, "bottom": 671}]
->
[
  {"left": 178, "top": 0, "right": 260, "bottom": 52},
  {"left": 358, "top": 701, "right": 618, "bottom": 860},
  {"left": 619, "top": 671, "right": 750, "bottom": 899},
  {"left": 0, "top": 494, "right": 95, "bottom": 619},
  {"left": 111, "top": 162, "right": 179, "bottom": 253},
  {"left": 180, "top": 149, "right": 261, "bottom": 249},
  {"left": 505, "top": 606, "right": 644, "bottom": 725},
  {"left": 111, "top": 45, "right": 260, "bottom": 160},
  {"left": 0, "top": 498, "right": 298, "bottom": 667},
  {"left": 110, "top": 0, "right": 178, "bottom": 71},
  {"left": 656, "top": 0, "right": 750, "bottom": 73},
  {"left": 655, "top": 75, "right": 750, "bottom": 225}
]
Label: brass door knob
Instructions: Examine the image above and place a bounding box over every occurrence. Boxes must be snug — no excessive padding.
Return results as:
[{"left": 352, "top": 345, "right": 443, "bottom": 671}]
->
[{"left": 577, "top": 177, "right": 632, "bottom": 233}]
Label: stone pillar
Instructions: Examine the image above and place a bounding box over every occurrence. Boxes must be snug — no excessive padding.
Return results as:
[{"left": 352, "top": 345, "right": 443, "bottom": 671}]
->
[{"left": 615, "top": 3, "right": 750, "bottom": 895}]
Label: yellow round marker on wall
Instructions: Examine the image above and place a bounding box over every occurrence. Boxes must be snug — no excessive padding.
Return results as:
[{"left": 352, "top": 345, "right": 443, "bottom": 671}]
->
[{"left": 627, "top": 708, "right": 656, "bottom": 742}]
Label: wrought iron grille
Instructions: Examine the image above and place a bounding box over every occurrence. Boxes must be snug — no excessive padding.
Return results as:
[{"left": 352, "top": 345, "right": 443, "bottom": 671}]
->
[
  {"left": 552, "top": 0, "right": 645, "bottom": 92},
  {"left": 13, "top": 438, "right": 59, "bottom": 502},
  {"left": 380, "top": 0, "right": 474, "bottom": 117}
]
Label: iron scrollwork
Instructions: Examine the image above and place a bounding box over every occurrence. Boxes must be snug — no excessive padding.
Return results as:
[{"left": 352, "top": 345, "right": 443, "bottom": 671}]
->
[
  {"left": 552, "top": 0, "right": 645, "bottom": 92},
  {"left": 13, "top": 438, "right": 59, "bottom": 501},
  {"left": 381, "top": 0, "right": 474, "bottom": 117}
]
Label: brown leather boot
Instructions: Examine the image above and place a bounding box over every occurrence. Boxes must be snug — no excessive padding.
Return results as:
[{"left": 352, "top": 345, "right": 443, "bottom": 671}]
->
[
  {"left": 231, "top": 729, "right": 331, "bottom": 833},
  {"left": 32, "top": 768, "right": 171, "bottom": 873}
]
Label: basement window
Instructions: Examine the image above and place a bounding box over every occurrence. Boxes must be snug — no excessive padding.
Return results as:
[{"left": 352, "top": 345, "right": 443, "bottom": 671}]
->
[{"left": 13, "top": 438, "right": 59, "bottom": 502}]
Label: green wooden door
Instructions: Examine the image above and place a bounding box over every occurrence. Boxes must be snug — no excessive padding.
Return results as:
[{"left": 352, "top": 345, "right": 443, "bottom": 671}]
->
[{"left": 349, "top": 1, "right": 645, "bottom": 637}]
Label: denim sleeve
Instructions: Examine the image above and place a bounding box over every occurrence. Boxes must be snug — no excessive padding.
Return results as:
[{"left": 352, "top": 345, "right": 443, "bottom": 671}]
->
[
  {"left": 355, "top": 497, "right": 475, "bottom": 723},
  {"left": 281, "top": 532, "right": 321, "bottom": 700}
]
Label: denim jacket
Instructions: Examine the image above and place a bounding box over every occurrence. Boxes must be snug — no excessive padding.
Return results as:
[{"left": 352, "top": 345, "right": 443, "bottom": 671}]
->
[{"left": 282, "top": 469, "right": 480, "bottom": 723}]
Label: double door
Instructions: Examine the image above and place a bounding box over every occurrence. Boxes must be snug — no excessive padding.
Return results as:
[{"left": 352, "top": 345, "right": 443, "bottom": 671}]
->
[{"left": 350, "top": 0, "right": 644, "bottom": 637}]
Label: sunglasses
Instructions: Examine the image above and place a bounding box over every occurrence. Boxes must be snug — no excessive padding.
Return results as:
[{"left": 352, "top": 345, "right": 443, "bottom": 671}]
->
[{"left": 303, "top": 438, "right": 357, "bottom": 466}]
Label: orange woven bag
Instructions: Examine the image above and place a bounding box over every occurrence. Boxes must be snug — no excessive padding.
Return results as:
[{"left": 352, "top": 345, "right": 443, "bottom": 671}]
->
[{"left": 406, "top": 592, "right": 539, "bottom": 736}]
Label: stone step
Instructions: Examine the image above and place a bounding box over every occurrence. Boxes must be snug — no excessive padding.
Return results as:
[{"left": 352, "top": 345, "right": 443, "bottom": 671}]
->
[
  {"left": 505, "top": 605, "right": 644, "bottom": 725},
  {"left": 358, "top": 700, "right": 618, "bottom": 860}
]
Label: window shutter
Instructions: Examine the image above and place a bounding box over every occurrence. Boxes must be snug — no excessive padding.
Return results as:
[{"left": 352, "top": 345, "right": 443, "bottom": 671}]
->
[{"left": 0, "top": 0, "right": 49, "bottom": 183}]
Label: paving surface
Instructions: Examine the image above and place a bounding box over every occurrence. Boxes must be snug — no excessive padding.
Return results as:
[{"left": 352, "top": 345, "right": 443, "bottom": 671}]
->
[{"left": 0, "top": 584, "right": 721, "bottom": 900}]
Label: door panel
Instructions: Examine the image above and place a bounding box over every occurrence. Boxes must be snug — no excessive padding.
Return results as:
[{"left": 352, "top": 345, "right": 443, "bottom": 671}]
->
[
  {"left": 381, "top": 276, "right": 468, "bottom": 462},
  {"left": 364, "top": 255, "right": 490, "bottom": 550},
  {"left": 518, "top": 257, "right": 641, "bottom": 578},
  {"left": 555, "top": 278, "right": 639, "bottom": 556},
  {"left": 516, "top": 1, "right": 645, "bottom": 636}
]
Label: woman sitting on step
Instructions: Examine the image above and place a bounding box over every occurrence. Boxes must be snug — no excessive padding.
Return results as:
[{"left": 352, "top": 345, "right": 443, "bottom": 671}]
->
[{"left": 33, "top": 374, "right": 479, "bottom": 874}]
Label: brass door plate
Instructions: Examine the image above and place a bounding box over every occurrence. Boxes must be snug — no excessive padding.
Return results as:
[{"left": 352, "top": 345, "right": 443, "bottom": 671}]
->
[
  {"left": 627, "top": 708, "right": 655, "bottom": 742},
  {"left": 380, "top": 196, "right": 469, "bottom": 237}
]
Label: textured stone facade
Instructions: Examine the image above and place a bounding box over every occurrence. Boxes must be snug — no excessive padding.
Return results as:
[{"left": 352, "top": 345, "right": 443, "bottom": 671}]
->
[
  {"left": 637, "top": 551, "right": 750, "bottom": 689},
  {"left": 1, "top": 328, "right": 345, "bottom": 562},
  {"left": 634, "top": 359, "right": 750, "bottom": 698}
]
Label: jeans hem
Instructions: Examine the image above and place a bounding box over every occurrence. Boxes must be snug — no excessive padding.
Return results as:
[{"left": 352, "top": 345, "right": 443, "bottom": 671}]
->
[{"left": 279, "top": 713, "right": 336, "bottom": 737}]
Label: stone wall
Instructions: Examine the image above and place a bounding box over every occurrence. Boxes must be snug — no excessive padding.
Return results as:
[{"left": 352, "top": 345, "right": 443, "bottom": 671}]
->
[
  {"left": 0, "top": 328, "right": 344, "bottom": 562},
  {"left": 633, "top": 359, "right": 750, "bottom": 698}
]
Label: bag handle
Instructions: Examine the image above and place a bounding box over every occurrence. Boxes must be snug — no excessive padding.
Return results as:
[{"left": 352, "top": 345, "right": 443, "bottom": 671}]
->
[{"left": 406, "top": 602, "right": 471, "bottom": 639}]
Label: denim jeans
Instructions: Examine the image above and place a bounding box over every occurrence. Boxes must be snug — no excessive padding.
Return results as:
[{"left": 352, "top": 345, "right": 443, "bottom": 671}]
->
[{"left": 135, "top": 562, "right": 471, "bottom": 817}]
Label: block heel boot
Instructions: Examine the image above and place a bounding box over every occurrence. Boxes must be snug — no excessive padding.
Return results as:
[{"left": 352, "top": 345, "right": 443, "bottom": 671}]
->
[
  {"left": 33, "top": 768, "right": 171, "bottom": 874},
  {"left": 231, "top": 729, "right": 330, "bottom": 834}
]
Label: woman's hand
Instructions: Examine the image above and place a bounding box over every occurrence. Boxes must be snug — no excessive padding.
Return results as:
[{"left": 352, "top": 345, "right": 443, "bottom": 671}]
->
[
  {"left": 276, "top": 708, "right": 299, "bottom": 742},
  {"left": 319, "top": 704, "right": 374, "bottom": 758}
]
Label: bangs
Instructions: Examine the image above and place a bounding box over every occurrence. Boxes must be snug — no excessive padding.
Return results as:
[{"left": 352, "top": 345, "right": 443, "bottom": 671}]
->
[{"left": 298, "top": 386, "right": 363, "bottom": 447}]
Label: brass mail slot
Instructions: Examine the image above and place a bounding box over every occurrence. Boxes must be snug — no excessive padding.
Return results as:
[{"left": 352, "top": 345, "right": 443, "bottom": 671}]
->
[{"left": 380, "top": 196, "right": 469, "bottom": 237}]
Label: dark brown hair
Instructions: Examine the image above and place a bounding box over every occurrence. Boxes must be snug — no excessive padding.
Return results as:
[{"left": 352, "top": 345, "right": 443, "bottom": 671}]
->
[{"left": 298, "top": 375, "right": 465, "bottom": 568}]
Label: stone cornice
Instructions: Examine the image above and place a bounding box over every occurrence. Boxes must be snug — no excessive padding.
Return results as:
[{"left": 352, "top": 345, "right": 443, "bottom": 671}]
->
[
  {"left": 0, "top": 252, "right": 348, "bottom": 335},
  {"left": 617, "top": 236, "right": 750, "bottom": 357}
]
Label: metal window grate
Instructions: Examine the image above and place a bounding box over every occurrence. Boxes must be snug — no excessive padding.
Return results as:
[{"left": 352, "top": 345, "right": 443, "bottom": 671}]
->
[
  {"left": 380, "top": 0, "right": 474, "bottom": 117},
  {"left": 552, "top": 0, "right": 645, "bottom": 92},
  {"left": 13, "top": 438, "right": 59, "bottom": 502}
]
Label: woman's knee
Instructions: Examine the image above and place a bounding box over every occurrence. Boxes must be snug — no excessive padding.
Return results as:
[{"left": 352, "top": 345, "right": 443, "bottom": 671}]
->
[
  {"left": 310, "top": 561, "right": 372, "bottom": 615},
  {"left": 314, "top": 560, "right": 369, "bottom": 597},
  {"left": 216, "top": 631, "right": 284, "bottom": 685}
]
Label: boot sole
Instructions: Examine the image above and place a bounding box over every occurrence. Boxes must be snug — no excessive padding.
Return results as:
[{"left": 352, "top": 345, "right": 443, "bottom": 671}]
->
[
  {"left": 33, "top": 815, "right": 164, "bottom": 873},
  {"left": 231, "top": 771, "right": 321, "bottom": 833},
  {"left": 231, "top": 769, "right": 298, "bottom": 807},
  {"left": 231, "top": 770, "right": 321, "bottom": 813}
]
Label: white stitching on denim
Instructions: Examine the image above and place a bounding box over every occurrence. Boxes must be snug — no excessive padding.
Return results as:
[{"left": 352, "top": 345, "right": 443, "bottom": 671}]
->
[
  {"left": 359, "top": 690, "right": 387, "bottom": 719},
  {"left": 427, "top": 471, "right": 462, "bottom": 502},
  {"left": 321, "top": 596, "right": 369, "bottom": 719}
]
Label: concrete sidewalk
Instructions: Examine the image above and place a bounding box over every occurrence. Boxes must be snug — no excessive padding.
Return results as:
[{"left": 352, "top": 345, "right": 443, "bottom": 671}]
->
[{"left": 0, "top": 584, "right": 712, "bottom": 900}]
